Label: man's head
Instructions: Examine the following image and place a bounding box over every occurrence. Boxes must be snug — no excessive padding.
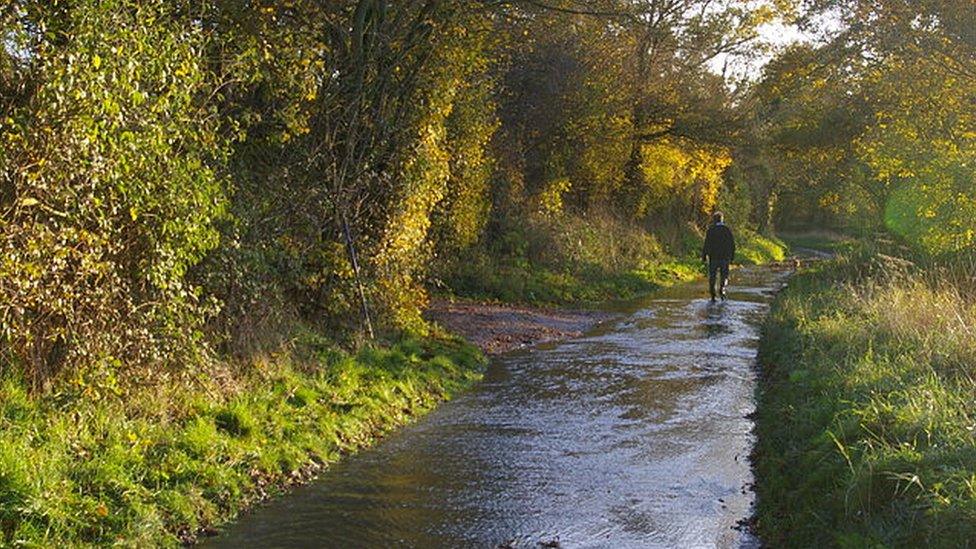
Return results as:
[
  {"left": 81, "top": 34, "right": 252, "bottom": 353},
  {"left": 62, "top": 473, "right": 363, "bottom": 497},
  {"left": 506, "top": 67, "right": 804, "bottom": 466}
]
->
[{"left": 712, "top": 211, "right": 724, "bottom": 224}]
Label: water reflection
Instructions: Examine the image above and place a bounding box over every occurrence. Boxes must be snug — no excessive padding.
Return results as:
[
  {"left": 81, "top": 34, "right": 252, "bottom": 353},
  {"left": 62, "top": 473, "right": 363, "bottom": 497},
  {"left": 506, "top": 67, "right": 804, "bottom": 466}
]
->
[
  {"left": 701, "top": 301, "right": 732, "bottom": 339},
  {"left": 208, "top": 268, "right": 788, "bottom": 549}
]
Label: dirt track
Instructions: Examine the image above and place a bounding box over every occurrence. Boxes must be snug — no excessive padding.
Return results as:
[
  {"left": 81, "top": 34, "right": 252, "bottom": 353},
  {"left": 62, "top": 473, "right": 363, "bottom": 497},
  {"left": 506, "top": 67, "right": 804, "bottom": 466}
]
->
[{"left": 425, "top": 298, "right": 617, "bottom": 355}]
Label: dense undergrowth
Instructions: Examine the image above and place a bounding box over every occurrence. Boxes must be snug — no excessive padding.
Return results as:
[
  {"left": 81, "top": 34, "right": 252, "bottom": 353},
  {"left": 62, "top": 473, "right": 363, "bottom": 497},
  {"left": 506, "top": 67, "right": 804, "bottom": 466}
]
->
[
  {"left": 0, "top": 336, "right": 483, "bottom": 546},
  {"left": 755, "top": 243, "right": 976, "bottom": 547}
]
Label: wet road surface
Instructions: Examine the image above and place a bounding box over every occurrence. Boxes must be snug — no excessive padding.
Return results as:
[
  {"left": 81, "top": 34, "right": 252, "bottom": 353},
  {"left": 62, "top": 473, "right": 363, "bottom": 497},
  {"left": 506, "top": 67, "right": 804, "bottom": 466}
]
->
[{"left": 209, "top": 267, "right": 788, "bottom": 548}]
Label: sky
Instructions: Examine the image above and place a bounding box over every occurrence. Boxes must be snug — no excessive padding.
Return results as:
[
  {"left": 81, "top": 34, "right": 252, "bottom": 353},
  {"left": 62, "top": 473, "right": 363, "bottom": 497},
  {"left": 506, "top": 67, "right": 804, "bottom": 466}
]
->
[
  {"left": 710, "top": 22, "right": 810, "bottom": 81},
  {"left": 711, "top": 10, "right": 845, "bottom": 82}
]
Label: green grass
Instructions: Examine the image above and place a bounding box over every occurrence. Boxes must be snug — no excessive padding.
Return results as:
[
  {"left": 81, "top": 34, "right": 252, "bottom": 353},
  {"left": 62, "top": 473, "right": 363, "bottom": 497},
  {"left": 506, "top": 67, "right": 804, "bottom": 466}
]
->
[
  {"left": 442, "top": 211, "right": 704, "bottom": 306},
  {"left": 754, "top": 251, "right": 976, "bottom": 548},
  {"left": 445, "top": 233, "right": 787, "bottom": 307},
  {"left": 738, "top": 231, "right": 788, "bottom": 265},
  {"left": 0, "top": 336, "right": 484, "bottom": 546},
  {"left": 448, "top": 235, "right": 788, "bottom": 308},
  {"left": 441, "top": 210, "right": 788, "bottom": 307},
  {"left": 450, "top": 233, "right": 786, "bottom": 307},
  {"left": 444, "top": 258, "right": 701, "bottom": 306}
]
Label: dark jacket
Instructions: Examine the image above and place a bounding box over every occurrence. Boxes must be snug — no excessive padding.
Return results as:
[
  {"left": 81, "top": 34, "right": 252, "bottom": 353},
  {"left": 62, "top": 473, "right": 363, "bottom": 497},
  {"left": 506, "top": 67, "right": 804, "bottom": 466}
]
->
[{"left": 702, "top": 222, "right": 735, "bottom": 262}]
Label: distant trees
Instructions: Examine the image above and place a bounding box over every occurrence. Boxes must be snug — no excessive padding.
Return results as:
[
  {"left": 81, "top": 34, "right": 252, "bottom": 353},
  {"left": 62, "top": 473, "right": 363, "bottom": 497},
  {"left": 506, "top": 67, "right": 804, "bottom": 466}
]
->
[
  {"left": 753, "top": 0, "right": 976, "bottom": 250},
  {"left": 491, "top": 1, "right": 786, "bottom": 231}
]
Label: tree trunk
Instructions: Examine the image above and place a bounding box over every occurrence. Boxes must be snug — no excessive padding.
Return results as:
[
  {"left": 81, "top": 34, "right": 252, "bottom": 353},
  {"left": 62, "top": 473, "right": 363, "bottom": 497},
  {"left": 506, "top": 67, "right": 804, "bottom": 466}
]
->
[{"left": 341, "top": 211, "right": 375, "bottom": 340}]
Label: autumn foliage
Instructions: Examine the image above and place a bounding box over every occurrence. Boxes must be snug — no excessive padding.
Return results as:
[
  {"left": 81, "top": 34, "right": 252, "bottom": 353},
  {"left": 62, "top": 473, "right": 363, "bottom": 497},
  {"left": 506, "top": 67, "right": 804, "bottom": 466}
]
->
[{"left": 1, "top": 0, "right": 785, "bottom": 384}]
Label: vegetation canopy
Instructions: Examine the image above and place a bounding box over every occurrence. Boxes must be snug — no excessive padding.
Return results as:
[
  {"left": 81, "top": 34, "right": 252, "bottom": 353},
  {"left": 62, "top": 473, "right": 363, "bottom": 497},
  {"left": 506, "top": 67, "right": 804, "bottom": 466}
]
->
[
  {"left": 1, "top": 0, "right": 974, "bottom": 545},
  {"left": 1, "top": 0, "right": 794, "bottom": 381}
]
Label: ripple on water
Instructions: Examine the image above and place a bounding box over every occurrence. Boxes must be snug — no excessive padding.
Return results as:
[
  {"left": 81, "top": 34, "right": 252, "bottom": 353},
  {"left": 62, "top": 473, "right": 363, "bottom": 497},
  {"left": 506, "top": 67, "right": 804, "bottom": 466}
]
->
[{"left": 206, "top": 268, "right": 790, "bottom": 548}]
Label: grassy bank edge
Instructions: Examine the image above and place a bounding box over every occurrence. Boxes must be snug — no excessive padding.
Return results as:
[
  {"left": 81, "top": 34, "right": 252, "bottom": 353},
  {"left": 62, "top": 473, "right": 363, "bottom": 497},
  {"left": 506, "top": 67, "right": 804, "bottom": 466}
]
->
[
  {"left": 752, "top": 250, "right": 976, "bottom": 547},
  {"left": 441, "top": 231, "right": 787, "bottom": 307},
  {"left": 0, "top": 335, "right": 485, "bottom": 547}
]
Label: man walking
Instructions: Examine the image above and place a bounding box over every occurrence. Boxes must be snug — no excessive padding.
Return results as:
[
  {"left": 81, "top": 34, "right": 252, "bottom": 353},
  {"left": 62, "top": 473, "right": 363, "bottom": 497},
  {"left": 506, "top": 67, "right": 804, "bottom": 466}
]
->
[{"left": 702, "top": 211, "right": 736, "bottom": 302}]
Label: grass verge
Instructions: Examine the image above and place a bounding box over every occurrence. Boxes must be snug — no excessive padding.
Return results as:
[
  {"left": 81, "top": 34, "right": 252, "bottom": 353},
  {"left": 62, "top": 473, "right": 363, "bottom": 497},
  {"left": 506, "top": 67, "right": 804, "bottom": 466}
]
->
[
  {"left": 0, "top": 335, "right": 484, "bottom": 546},
  {"left": 444, "top": 258, "right": 701, "bottom": 306},
  {"left": 738, "top": 231, "right": 788, "bottom": 265},
  {"left": 442, "top": 230, "right": 787, "bottom": 307},
  {"left": 754, "top": 249, "right": 976, "bottom": 547}
]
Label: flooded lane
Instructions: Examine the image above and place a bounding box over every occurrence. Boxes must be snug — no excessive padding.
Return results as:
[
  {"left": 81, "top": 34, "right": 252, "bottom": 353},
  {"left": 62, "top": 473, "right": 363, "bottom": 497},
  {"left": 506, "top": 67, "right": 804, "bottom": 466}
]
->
[{"left": 210, "top": 267, "right": 788, "bottom": 548}]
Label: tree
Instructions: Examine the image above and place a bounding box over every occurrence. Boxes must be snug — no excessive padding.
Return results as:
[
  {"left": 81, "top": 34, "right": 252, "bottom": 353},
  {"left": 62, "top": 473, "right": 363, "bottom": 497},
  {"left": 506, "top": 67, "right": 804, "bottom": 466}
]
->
[{"left": 764, "top": 0, "right": 976, "bottom": 247}]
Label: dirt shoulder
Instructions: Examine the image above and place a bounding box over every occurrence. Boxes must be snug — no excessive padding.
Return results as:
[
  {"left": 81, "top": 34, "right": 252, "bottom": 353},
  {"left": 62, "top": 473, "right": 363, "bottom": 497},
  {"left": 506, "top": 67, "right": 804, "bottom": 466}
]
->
[{"left": 426, "top": 298, "right": 617, "bottom": 355}]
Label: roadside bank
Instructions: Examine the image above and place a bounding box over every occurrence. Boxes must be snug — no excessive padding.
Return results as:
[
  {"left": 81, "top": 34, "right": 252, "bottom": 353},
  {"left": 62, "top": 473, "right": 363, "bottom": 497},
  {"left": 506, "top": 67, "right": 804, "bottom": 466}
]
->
[
  {"left": 753, "top": 247, "right": 976, "bottom": 547},
  {"left": 0, "top": 337, "right": 484, "bottom": 546}
]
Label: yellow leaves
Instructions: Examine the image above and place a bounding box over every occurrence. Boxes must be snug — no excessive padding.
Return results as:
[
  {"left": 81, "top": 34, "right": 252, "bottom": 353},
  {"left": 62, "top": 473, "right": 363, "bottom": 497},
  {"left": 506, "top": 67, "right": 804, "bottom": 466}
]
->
[
  {"left": 372, "top": 94, "right": 460, "bottom": 333},
  {"left": 174, "top": 61, "right": 193, "bottom": 79},
  {"left": 101, "top": 97, "right": 121, "bottom": 117},
  {"left": 819, "top": 192, "right": 841, "bottom": 209},
  {"left": 92, "top": 54, "right": 102, "bottom": 69},
  {"left": 640, "top": 140, "right": 690, "bottom": 192},
  {"left": 748, "top": 4, "right": 776, "bottom": 26},
  {"left": 20, "top": 197, "right": 39, "bottom": 207},
  {"left": 537, "top": 177, "right": 572, "bottom": 218},
  {"left": 633, "top": 139, "right": 731, "bottom": 219}
]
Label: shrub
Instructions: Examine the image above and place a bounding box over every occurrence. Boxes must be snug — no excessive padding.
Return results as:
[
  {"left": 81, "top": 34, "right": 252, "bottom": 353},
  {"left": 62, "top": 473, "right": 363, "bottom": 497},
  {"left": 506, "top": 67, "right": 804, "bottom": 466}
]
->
[{"left": 0, "top": 1, "right": 227, "bottom": 384}]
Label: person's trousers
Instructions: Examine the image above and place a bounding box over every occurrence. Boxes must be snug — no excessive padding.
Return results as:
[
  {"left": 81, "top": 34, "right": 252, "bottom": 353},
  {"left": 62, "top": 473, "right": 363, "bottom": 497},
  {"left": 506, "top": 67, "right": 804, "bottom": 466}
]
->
[{"left": 708, "top": 259, "right": 731, "bottom": 298}]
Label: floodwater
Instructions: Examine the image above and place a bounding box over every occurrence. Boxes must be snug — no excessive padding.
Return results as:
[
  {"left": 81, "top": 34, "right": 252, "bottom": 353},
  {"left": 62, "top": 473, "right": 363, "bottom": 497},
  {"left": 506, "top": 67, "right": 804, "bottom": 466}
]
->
[{"left": 209, "top": 267, "right": 789, "bottom": 548}]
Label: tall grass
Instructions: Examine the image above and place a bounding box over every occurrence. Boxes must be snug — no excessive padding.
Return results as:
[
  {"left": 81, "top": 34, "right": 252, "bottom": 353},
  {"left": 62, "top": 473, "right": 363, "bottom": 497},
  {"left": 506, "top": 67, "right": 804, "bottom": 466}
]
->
[{"left": 755, "top": 246, "right": 976, "bottom": 547}]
